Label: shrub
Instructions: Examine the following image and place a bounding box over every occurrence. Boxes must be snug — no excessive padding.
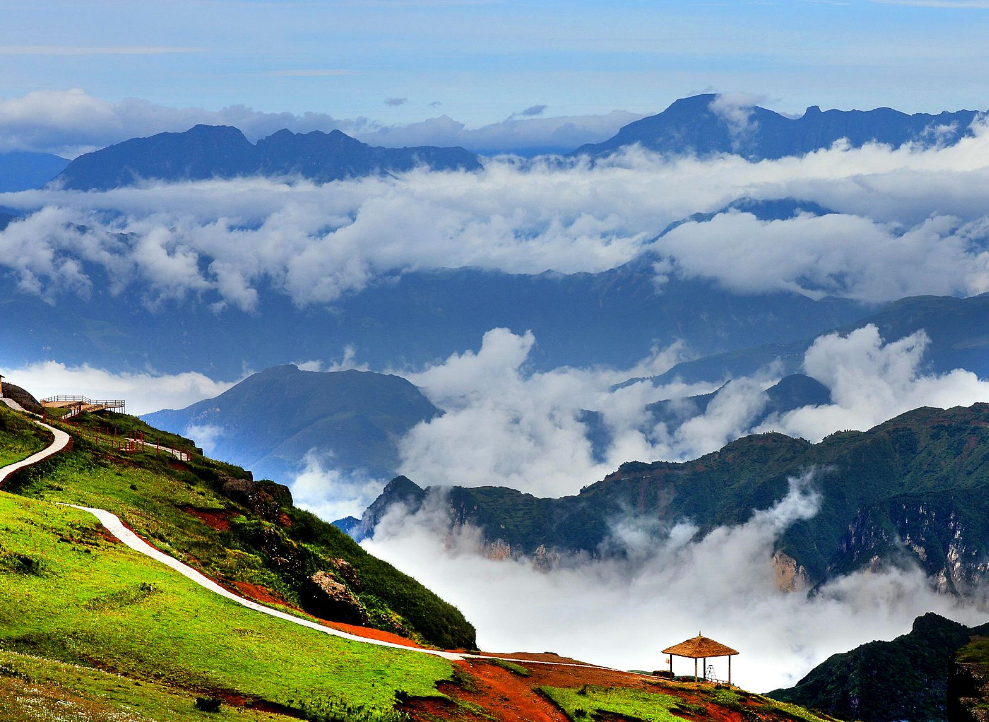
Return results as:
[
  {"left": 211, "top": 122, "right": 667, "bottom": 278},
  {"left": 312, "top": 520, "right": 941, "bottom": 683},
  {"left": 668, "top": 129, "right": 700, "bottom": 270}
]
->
[{"left": 194, "top": 696, "right": 223, "bottom": 712}]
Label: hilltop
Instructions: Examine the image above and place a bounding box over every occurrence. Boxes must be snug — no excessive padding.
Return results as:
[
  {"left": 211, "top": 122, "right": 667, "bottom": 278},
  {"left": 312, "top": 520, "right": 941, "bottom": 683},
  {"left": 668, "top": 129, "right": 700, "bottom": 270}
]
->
[
  {"left": 576, "top": 94, "right": 982, "bottom": 159},
  {"left": 770, "top": 613, "right": 989, "bottom": 722},
  {"left": 144, "top": 364, "right": 442, "bottom": 483}
]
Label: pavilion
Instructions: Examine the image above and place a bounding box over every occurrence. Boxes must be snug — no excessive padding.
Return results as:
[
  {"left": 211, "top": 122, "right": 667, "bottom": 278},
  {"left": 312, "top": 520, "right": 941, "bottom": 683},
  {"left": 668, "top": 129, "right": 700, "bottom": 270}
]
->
[{"left": 662, "top": 633, "right": 738, "bottom": 684}]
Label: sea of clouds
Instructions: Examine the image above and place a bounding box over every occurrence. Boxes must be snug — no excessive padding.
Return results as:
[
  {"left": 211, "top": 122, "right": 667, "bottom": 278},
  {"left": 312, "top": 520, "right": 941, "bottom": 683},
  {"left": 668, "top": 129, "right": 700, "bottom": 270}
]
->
[
  {"left": 5, "top": 112, "right": 989, "bottom": 691},
  {"left": 3, "top": 122, "right": 989, "bottom": 312}
]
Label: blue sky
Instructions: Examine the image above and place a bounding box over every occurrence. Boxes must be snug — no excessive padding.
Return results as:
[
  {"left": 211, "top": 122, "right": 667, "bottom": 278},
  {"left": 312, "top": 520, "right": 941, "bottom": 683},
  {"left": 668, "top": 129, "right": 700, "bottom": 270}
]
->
[{"left": 3, "top": 0, "right": 989, "bottom": 130}]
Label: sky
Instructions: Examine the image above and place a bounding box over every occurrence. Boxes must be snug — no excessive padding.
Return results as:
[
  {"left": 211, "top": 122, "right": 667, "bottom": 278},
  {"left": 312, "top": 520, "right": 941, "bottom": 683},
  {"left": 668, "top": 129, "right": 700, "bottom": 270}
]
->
[{"left": 4, "top": 0, "right": 989, "bottom": 149}]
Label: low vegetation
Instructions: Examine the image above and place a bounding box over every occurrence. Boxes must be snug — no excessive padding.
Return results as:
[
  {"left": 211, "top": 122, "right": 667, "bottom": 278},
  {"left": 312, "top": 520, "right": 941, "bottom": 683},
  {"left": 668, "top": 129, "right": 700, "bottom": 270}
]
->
[
  {"left": 0, "top": 405, "right": 49, "bottom": 467},
  {"left": 541, "top": 685, "right": 686, "bottom": 721},
  {"left": 0, "top": 649, "right": 299, "bottom": 722}
]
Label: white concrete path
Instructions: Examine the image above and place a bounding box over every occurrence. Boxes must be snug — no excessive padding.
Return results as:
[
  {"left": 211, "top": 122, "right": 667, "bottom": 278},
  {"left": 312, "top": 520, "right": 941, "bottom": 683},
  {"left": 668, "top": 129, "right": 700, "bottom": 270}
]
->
[
  {"left": 0, "top": 398, "right": 71, "bottom": 485},
  {"left": 62, "top": 504, "right": 465, "bottom": 660}
]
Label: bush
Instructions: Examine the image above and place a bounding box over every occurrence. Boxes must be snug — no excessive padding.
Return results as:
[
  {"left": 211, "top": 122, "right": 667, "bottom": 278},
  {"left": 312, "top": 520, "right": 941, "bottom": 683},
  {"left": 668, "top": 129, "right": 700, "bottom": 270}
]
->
[{"left": 194, "top": 696, "right": 222, "bottom": 712}]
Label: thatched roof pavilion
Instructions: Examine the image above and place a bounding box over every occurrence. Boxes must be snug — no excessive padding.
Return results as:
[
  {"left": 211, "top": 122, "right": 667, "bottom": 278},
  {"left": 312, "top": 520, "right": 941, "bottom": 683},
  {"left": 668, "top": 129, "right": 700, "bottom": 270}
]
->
[{"left": 662, "top": 634, "right": 738, "bottom": 684}]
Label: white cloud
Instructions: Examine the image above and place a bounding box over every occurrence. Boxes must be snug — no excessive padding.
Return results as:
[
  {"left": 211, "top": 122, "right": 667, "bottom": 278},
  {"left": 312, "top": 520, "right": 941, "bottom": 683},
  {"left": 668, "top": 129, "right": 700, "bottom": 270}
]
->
[
  {"left": 396, "top": 328, "right": 693, "bottom": 496},
  {"left": 290, "top": 451, "right": 386, "bottom": 522},
  {"left": 0, "top": 361, "right": 236, "bottom": 416},
  {"left": 0, "top": 88, "right": 640, "bottom": 158},
  {"left": 0, "top": 46, "right": 203, "bottom": 56},
  {"left": 708, "top": 92, "right": 765, "bottom": 149},
  {"left": 5, "top": 122, "right": 989, "bottom": 311},
  {"left": 764, "top": 325, "right": 989, "bottom": 440}
]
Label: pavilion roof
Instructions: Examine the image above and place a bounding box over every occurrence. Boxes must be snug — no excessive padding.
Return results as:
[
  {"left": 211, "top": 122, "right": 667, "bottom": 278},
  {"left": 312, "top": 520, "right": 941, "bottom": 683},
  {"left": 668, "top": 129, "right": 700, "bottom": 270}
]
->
[{"left": 662, "top": 635, "right": 738, "bottom": 658}]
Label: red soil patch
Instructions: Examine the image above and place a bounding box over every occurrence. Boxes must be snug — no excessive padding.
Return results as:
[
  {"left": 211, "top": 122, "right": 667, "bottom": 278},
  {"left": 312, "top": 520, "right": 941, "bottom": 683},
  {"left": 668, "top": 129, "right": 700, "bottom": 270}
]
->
[
  {"left": 92, "top": 525, "right": 120, "bottom": 544},
  {"left": 456, "top": 660, "right": 570, "bottom": 722},
  {"left": 322, "top": 620, "right": 423, "bottom": 648},
  {"left": 404, "top": 655, "right": 779, "bottom": 722},
  {"left": 232, "top": 581, "right": 287, "bottom": 606},
  {"left": 181, "top": 505, "right": 235, "bottom": 532},
  {"left": 168, "top": 460, "right": 189, "bottom": 472}
]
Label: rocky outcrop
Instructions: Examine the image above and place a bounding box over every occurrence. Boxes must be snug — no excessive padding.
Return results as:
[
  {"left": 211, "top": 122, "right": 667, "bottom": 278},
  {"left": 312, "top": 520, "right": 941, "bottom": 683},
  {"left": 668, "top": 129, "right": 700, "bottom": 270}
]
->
[
  {"left": 772, "top": 551, "right": 810, "bottom": 592},
  {"left": 948, "top": 661, "right": 989, "bottom": 722},
  {"left": 302, "top": 570, "right": 369, "bottom": 626},
  {"left": 220, "top": 476, "right": 292, "bottom": 525},
  {"left": 328, "top": 558, "right": 361, "bottom": 591}
]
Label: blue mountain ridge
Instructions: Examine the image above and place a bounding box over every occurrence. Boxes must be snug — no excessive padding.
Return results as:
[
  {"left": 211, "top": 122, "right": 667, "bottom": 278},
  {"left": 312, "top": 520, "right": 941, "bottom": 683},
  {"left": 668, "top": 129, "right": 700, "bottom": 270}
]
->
[
  {"left": 576, "top": 94, "right": 982, "bottom": 159},
  {"left": 54, "top": 124, "right": 481, "bottom": 190}
]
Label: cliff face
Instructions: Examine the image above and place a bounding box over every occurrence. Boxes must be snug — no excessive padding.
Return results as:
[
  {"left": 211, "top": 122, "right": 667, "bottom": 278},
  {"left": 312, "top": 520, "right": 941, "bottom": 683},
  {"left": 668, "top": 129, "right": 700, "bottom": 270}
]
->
[
  {"left": 950, "top": 639, "right": 989, "bottom": 722},
  {"left": 827, "top": 490, "right": 989, "bottom": 596}
]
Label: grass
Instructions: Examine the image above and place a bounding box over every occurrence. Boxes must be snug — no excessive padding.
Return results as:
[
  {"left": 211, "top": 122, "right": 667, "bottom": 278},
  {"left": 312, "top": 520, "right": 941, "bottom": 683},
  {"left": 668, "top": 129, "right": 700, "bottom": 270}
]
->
[
  {"left": 0, "top": 405, "right": 50, "bottom": 467},
  {"left": 957, "top": 636, "right": 989, "bottom": 666},
  {"left": 485, "top": 659, "right": 531, "bottom": 677},
  {"left": 0, "top": 491, "right": 453, "bottom": 717},
  {"left": 0, "top": 649, "right": 300, "bottom": 721},
  {"left": 5, "top": 410, "right": 475, "bottom": 650},
  {"left": 541, "top": 683, "right": 838, "bottom": 722},
  {"left": 541, "top": 685, "right": 685, "bottom": 722}
]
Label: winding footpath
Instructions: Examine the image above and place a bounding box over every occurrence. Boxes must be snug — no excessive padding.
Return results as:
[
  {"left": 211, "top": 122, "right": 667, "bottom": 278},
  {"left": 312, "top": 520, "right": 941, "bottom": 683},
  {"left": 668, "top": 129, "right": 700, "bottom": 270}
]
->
[
  {"left": 0, "top": 402, "right": 617, "bottom": 672},
  {"left": 0, "top": 398, "right": 71, "bottom": 485}
]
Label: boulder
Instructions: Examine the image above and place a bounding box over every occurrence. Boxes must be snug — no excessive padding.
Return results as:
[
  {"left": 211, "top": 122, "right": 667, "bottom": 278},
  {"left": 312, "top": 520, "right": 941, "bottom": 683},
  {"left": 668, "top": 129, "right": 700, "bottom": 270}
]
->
[
  {"left": 302, "top": 570, "right": 369, "bottom": 626},
  {"left": 220, "top": 476, "right": 292, "bottom": 524}
]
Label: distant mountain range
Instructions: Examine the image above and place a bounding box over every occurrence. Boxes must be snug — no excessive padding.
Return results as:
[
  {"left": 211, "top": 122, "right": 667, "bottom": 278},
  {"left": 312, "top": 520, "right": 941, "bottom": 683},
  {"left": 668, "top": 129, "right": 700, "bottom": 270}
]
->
[
  {"left": 143, "top": 365, "right": 440, "bottom": 483},
  {"left": 642, "top": 292, "right": 989, "bottom": 387},
  {"left": 770, "top": 612, "right": 989, "bottom": 722},
  {"left": 575, "top": 94, "right": 982, "bottom": 159},
  {"left": 351, "top": 404, "right": 989, "bottom": 598},
  {"left": 15, "top": 93, "right": 981, "bottom": 193},
  {"left": 0, "top": 151, "right": 69, "bottom": 192},
  {"left": 53, "top": 124, "right": 481, "bottom": 190}
]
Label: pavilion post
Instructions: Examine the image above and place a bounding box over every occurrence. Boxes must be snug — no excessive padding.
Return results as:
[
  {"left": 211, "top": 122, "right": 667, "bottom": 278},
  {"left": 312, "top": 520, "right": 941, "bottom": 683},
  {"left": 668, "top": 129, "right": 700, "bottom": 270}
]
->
[
  {"left": 728, "top": 656, "right": 732, "bottom": 685},
  {"left": 669, "top": 654, "right": 673, "bottom": 677},
  {"left": 694, "top": 658, "right": 697, "bottom": 683},
  {"left": 703, "top": 657, "right": 707, "bottom": 681}
]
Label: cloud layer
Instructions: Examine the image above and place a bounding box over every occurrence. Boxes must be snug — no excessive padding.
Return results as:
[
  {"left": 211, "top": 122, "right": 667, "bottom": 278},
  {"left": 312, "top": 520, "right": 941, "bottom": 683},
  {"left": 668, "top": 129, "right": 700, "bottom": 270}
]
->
[
  {"left": 4, "top": 122, "right": 989, "bottom": 314},
  {"left": 385, "top": 323, "right": 989, "bottom": 498},
  {"left": 0, "top": 89, "right": 639, "bottom": 158}
]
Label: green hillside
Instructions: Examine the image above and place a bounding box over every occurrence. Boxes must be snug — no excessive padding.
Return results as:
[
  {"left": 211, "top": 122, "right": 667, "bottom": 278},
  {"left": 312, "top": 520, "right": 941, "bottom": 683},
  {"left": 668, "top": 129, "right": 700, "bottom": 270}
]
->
[
  {"left": 770, "top": 613, "right": 989, "bottom": 722},
  {"left": 0, "top": 490, "right": 452, "bottom": 720},
  {"left": 0, "top": 404, "right": 476, "bottom": 650},
  {"left": 0, "top": 397, "right": 855, "bottom": 722},
  {"left": 0, "top": 403, "right": 50, "bottom": 466}
]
